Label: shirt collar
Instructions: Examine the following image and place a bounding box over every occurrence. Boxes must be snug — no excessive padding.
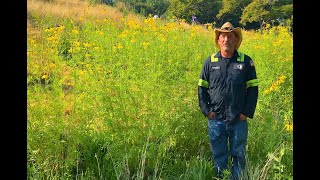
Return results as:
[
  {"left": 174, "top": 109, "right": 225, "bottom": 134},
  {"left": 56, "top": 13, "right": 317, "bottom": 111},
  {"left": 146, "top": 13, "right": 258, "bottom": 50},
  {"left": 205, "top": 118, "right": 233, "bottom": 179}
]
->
[{"left": 214, "top": 50, "right": 239, "bottom": 59}]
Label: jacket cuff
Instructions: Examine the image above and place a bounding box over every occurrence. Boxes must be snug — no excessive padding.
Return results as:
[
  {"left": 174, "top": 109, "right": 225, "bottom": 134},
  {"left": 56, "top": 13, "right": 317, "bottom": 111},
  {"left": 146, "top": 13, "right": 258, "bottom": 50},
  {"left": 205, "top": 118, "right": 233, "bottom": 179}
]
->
[{"left": 241, "top": 111, "right": 253, "bottom": 119}]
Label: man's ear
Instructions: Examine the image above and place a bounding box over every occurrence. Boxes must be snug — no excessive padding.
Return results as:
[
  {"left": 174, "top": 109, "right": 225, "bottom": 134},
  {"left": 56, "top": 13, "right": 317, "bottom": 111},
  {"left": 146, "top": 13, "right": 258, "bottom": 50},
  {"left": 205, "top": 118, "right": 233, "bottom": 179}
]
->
[{"left": 235, "top": 36, "right": 239, "bottom": 49}]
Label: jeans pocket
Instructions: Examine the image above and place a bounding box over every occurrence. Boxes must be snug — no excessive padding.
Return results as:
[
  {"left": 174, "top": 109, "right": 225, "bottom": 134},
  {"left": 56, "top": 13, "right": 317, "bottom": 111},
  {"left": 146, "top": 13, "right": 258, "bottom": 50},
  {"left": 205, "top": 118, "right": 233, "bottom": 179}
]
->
[{"left": 208, "top": 119, "right": 222, "bottom": 137}]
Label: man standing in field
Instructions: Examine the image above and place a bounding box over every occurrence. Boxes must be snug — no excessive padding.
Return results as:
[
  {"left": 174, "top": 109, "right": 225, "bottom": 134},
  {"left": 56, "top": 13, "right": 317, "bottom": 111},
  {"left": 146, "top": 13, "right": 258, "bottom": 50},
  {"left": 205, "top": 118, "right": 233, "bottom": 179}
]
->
[{"left": 197, "top": 22, "right": 259, "bottom": 180}]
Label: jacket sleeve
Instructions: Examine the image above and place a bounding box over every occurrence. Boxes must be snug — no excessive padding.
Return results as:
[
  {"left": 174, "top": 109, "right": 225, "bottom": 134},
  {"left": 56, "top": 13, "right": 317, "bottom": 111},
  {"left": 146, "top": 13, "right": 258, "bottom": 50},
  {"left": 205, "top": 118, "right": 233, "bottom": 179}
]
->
[
  {"left": 242, "top": 57, "right": 259, "bottom": 118},
  {"left": 198, "top": 58, "right": 212, "bottom": 117}
]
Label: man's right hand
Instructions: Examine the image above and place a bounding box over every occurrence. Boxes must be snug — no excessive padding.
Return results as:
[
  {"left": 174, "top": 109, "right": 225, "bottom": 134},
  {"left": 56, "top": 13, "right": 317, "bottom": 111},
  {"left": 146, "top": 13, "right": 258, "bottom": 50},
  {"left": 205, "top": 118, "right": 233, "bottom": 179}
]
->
[{"left": 208, "top": 111, "right": 215, "bottom": 119}]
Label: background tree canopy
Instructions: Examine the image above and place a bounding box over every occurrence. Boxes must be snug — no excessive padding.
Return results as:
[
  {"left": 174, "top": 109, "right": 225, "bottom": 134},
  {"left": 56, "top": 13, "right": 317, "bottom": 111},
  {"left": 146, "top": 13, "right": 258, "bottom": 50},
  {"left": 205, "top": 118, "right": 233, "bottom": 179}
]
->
[{"left": 93, "top": 0, "right": 292, "bottom": 30}]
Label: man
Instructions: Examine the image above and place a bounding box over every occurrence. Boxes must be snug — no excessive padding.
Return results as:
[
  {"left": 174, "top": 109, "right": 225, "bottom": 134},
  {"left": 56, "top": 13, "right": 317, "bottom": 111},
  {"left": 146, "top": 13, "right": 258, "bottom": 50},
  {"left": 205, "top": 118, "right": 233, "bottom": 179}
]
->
[
  {"left": 192, "top": 15, "right": 199, "bottom": 24},
  {"left": 198, "top": 22, "right": 259, "bottom": 179}
]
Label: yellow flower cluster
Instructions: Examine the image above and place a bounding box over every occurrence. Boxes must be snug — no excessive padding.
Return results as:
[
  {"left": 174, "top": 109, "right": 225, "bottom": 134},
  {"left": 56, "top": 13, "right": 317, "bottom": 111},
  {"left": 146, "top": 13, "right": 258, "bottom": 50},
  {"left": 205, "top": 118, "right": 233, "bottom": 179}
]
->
[
  {"left": 45, "top": 26, "right": 66, "bottom": 44},
  {"left": 264, "top": 75, "right": 286, "bottom": 94},
  {"left": 41, "top": 74, "right": 49, "bottom": 79},
  {"left": 44, "top": 26, "right": 65, "bottom": 33},
  {"left": 284, "top": 122, "right": 293, "bottom": 132},
  {"left": 125, "top": 20, "right": 141, "bottom": 29}
]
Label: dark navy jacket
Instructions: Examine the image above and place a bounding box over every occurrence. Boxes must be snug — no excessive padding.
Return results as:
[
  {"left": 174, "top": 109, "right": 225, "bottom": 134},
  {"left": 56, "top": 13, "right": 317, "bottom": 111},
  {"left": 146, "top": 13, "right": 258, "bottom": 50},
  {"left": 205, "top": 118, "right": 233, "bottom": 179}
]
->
[{"left": 198, "top": 50, "right": 258, "bottom": 122}]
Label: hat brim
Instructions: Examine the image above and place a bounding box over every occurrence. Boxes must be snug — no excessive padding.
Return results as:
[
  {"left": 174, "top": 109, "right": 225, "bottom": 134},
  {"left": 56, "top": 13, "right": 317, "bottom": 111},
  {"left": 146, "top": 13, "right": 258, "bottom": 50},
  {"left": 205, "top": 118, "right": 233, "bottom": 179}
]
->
[{"left": 214, "top": 28, "right": 242, "bottom": 50}]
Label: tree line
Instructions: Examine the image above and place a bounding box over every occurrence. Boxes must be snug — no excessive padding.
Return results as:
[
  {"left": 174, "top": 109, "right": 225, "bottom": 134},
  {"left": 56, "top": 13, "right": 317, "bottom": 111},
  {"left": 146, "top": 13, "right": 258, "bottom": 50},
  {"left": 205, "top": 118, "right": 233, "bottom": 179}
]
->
[{"left": 93, "top": 0, "right": 293, "bottom": 30}]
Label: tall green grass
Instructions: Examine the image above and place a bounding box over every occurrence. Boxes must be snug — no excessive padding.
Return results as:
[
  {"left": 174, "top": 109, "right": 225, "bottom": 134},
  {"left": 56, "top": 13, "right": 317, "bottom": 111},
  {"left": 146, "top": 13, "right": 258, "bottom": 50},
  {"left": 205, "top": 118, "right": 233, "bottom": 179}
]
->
[{"left": 27, "top": 1, "right": 292, "bottom": 179}]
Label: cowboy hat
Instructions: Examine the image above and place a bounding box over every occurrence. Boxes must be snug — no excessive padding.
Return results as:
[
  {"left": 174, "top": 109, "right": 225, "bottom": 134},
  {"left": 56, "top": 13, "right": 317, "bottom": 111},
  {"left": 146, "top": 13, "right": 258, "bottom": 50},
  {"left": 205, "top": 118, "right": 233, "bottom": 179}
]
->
[{"left": 214, "top": 22, "right": 242, "bottom": 50}]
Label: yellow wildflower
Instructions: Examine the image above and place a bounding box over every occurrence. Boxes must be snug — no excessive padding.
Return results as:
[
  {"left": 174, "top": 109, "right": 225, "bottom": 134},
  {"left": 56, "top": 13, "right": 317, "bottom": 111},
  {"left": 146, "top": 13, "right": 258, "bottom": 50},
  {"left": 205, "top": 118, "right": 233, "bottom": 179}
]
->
[
  {"left": 284, "top": 122, "right": 293, "bottom": 132},
  {"left": 264, "top": 75, "right": 286, "bottom": 94}
]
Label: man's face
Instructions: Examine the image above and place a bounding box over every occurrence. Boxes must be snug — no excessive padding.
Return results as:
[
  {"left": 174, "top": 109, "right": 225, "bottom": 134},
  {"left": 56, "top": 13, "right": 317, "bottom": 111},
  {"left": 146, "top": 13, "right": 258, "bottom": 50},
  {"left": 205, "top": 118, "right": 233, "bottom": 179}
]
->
[{"left": 218, "top": 32, "right": 238, "bottom": 52}]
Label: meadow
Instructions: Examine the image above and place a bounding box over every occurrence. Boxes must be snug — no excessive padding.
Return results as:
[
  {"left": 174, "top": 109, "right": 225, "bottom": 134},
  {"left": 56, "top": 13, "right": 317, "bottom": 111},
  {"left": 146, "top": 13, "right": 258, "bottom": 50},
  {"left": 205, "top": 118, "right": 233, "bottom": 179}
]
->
[{"left": 27, "top": 0, "right": 293, "bottom": 179}]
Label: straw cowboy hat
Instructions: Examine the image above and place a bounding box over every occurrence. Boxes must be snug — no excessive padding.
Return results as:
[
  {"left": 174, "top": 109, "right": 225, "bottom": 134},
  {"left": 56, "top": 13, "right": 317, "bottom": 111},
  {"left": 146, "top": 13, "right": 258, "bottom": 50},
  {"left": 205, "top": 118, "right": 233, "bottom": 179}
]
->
[{"left": 214, "top": 22, "right": 242, "bottom": 50}]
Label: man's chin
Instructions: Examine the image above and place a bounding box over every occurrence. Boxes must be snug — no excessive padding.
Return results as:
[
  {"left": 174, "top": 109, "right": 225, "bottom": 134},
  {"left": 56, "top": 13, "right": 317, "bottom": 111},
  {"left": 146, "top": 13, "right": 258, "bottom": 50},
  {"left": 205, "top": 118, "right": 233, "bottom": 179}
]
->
[{"left": 222, "top": 47, "right": 233, "bottom": 52}]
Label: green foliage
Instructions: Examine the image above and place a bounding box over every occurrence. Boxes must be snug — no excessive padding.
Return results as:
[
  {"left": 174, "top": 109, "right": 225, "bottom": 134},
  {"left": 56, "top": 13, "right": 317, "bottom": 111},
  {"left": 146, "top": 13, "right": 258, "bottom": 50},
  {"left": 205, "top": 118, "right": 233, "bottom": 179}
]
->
[
  {"left": 270, "top": 4, "right": 293, "bottom": 20},
  {"left": 28, "top": 4, "right": 293, "bottom": 179},
  {"left": 96, "top": 0, "right": 293, "bottom": 30},
  {"left": 240, "top": 0, "right": 293, "bottom": 30},
  {"left": 240, "top": 0, "right": 270, "bottom": 27},
  {"left": 216, "top": 0, "right": 250, "bottom": 26},
  {"left": 58, "top": 38, "right": 72, "bottom": 61},
  {"left": 166, "top": 0, "right": 187, "bottom": 18},
  {"left": 151, "top": 0, "right": 170, "bottom": 15},
  {"left": 132, "top": 2, "right": 153, "bottom": 16}
]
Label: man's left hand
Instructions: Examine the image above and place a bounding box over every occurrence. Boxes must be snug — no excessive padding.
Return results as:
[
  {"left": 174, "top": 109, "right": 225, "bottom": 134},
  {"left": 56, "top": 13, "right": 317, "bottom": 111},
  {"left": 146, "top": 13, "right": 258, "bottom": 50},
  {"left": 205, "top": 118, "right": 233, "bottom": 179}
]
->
[{"left": 239, "top": 113, "right": 247, "bottom": 121}]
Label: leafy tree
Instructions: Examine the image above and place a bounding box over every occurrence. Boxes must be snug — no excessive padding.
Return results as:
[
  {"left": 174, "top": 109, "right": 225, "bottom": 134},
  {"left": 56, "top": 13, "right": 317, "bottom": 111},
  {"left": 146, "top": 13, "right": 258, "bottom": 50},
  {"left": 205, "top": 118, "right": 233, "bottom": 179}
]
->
[
  {"left": 131, "top": 2, "right": 153, "bottom": 16},
  {"left": 186, "top": 0, "right": 221, "bottom": 24},
  {"left": 100, "top": 0, "right": 292, "bottom": 31},
  {"left": 165, "top": 0, "right": 188, "bottom": 20},
  {"left": 165, "top": 0, "right": 221, "bottom": 23},
  {"left": 269, "top": 1, "right": 293, "bottom": 26},
  {"left": 149, "top": 0, "right": 170, "bottom": 16},
  {"left": 240, "top": 0, "right": 270, "bottom": 30},
  {"left": 216, "top": 0, "right": 251, "bottom": 27},
  {"left": 240, "top": 0, "right": 293, "bottom": 31}
]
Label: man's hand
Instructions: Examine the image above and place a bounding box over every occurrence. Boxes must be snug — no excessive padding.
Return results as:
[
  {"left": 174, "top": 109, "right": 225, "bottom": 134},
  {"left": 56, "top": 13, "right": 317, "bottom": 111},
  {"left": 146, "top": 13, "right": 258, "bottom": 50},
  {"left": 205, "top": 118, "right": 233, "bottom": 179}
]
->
[
  {"left": 239, "top": 113, "right": 247, "bottom": 121},
  {"left": 208, "top": 111, "right": 215, "bottom": 119}
]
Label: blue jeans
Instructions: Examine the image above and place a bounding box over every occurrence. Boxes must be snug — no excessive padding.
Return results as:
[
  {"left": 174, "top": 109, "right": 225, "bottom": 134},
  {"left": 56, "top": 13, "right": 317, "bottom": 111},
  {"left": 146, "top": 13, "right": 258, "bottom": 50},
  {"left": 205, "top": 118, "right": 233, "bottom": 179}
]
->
[{"left": 208, "top": 117, "right": 248, "bottom": 180}]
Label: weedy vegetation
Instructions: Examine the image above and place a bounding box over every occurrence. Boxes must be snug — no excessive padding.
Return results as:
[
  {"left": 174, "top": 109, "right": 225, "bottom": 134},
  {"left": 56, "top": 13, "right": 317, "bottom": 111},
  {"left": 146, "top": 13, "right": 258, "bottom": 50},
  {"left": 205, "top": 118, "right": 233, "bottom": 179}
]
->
[{"left": 27, "top": 0, "right": 293, "bottom": 179}]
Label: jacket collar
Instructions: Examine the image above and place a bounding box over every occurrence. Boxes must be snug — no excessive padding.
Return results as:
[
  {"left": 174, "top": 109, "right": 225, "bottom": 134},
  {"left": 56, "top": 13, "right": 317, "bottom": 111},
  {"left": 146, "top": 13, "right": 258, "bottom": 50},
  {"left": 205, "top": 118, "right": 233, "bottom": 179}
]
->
[{"left": 214, "top": 50, "right": 239, "bottom": 59}]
